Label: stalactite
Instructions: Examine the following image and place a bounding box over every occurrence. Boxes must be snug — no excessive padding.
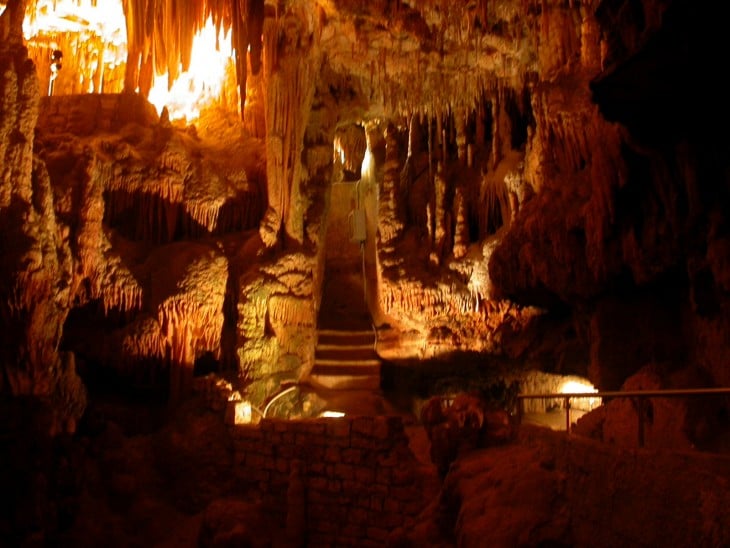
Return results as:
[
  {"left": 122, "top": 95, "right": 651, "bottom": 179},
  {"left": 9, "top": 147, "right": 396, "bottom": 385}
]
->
[
  {"left": 455, "top": 107, "right": 467, "bottom": 164},
  {"left": 119, "top": 0, "right": 263, "bottom": 116},
  {"left": 379, "top": 276, "right": 486, "bottom": 325},
  {"left": 231, "top": 0, "right": 248, "bottom": 116},
  {"left": 479, "top": 169, "right": 509, "bottom": 238},
  {"left": 247, "top": 0, "right": 264, "bottom": 75},
  {"left": 268, "top": 295, "right": 315, "bottom": 328},
  {"left": 138, "top": 51, "right": 154, "bottom": 96},
  {"left": 154, "top": 249, "right": 228, "bottom": 387}
]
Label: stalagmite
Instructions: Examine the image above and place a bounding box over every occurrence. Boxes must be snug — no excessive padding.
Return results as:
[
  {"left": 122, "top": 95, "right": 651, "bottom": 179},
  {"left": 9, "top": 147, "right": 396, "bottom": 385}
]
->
[
  {"left": 378, "top": 123, "right": 405, "bottom": 245},
  {"left": 431, "top": 161, "right": 449, "bottom": 263},
  {"left": 453, "top": 185, "right": 469, "bottom": 259}
]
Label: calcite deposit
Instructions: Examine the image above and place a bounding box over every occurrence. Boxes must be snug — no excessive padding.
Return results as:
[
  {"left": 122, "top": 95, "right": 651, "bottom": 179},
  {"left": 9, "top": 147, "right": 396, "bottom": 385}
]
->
[{"left": 1, "top": 0, "right": 729, "bottom": 545}]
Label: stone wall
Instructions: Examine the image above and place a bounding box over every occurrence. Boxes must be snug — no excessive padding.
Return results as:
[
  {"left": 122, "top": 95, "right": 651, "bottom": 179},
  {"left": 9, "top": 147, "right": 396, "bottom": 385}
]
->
[
  {"left": 231, "top": 416, "right": 428, "bottom": 546},
  {"left": 37, "top": 93, "right": 159, "bottom": 136}
]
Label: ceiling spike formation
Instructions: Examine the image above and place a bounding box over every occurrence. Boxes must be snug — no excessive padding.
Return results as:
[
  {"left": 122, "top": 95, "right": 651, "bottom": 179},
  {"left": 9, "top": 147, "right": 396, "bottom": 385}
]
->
[
  {"left": 154, "top": 248, "right": 228, "bottom": 371},
  {"left": 377, "top": 272, "right": 543, "bottom": 356},
  {"left": 121, "top": 0, "right": 264, "bottom": 112},
  {"left": 121, "top": 316, "right": 166, "bottom": 362},
  {"left": 379, "top": 275, "right": 482, "bottom": 323},
  {"left": 158, "top": 295, "right": 225, "bottom": 363},
  {"left": 91, "top": 245, "right": 145, "bottom": 315},
  {"left": 98, "top": 134, "right": 261, "bottom": 244},
  {"left": 267, "top": 295, "right": 315, "bottom": 329}
]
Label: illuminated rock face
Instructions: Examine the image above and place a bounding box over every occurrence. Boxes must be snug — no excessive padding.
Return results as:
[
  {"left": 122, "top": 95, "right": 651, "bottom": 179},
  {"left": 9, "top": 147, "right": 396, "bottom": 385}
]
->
[
  {"left": 34, "top": 92, "right": 266, "bottom": 405},
  {"left": 2, "top": 1, "right": 730, "bottom": 545},
  {"left": 1, "top": 0, "right": 729, "bottom": 424},
  {"left": 0, "top": 1, "right": 85, "bottom": 433}
]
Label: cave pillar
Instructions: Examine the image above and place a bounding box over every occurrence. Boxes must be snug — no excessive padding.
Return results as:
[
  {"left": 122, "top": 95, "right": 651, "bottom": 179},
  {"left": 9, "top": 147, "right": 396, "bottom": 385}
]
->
[
  {"left": 261, "top": 5, "right": 322, "bottom": 248},
  {"left": 377, "top": 124, "right": 405, "bottom": 246}
]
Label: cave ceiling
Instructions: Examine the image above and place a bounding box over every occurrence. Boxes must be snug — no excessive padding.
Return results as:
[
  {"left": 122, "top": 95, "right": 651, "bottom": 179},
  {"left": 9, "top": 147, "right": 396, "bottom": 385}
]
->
[{"left": 10, "top": 0, "right": 540, "bottom": 121}]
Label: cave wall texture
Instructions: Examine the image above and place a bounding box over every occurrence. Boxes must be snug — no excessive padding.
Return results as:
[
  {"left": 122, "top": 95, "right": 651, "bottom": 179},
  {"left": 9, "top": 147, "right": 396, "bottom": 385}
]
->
[{"left": 1, "top": 0, "right": 728, "bottom": 431}]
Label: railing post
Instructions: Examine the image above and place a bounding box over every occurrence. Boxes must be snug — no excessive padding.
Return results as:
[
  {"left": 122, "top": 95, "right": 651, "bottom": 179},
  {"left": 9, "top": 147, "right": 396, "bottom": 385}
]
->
[
  {"left": 636, "top": 398, "right": 645, "bottom": 448},
  {"left": 517, "top": 388, "right": 730, "bottom": 446}
]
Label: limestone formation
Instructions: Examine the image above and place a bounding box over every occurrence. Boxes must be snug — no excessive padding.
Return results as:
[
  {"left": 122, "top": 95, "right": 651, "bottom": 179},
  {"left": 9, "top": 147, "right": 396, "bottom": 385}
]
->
[
  {"left": 1, "top": 0, "right": 729, "bottom": 544},
  {"left": 1, "top": 0, "right": 726, "bottom": 422}
]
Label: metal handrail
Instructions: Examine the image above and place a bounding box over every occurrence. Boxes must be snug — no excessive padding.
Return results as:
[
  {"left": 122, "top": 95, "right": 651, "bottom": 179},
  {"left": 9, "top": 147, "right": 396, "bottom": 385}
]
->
[
  {"left": 516, "top": 387, "right": 730, "bottom": 446},
  {"left": 263, "top": 384, "right": 298, "bottom": 418}
]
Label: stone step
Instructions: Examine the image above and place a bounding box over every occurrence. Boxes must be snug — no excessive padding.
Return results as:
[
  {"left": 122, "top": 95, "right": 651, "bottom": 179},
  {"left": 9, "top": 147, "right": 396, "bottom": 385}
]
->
[
  {"left": 314, "top": 268, "right": 379, "bottom": 389},
  {"left": 317, "top": 329, "right": 375, "bottom": 346},
  {"left": 310, "top": 330, "right": 381, "bottom": 390},
  {"left": 312, "top": 357, "right": 381, "bottom": 368},
  {"left": 315, "top": 346, "right": 378, "bottom": 361},
  {"left": 308, "top": 368, "right": 381, "bottom": 391},
  {"left": 311, "top": 362, "right": 381, "bottom": 375}
]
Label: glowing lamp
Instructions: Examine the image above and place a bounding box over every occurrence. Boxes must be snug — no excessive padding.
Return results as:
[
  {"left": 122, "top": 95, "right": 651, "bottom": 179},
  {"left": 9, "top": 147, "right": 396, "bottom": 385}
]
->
[
  {"left": 319, "top": 411, "right": 346, "bottom": 418},
  {"left": 560, "top": 379, "right": 601, "bottom": 411},
  {"left": 225, "top": 399, "right": 253, "bottom": 425}
]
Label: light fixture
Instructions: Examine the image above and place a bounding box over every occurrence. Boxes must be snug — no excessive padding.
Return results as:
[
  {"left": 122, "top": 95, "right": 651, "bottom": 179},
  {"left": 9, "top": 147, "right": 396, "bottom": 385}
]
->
[
  {"left": 319, "top": 410, "right": 345, "bottom": 418},
  {"left": 560, "top": 379, "right": 601, "bottom": 411}
]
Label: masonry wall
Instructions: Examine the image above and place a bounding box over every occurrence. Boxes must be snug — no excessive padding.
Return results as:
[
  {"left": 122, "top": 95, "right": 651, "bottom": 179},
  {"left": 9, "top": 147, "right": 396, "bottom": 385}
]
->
[
  {"left": 37, "top": 93, "right": 159, "bottom": 136},
  {"left": 230, "top": 416, "right": 428, "bottom": 547}
]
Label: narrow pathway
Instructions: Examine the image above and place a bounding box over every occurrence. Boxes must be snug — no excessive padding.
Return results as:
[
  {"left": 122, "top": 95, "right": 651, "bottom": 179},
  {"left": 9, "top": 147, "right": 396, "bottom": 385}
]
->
[
  {"left": 310, "top": 260, "right": 382, "bottom": 391},
  {"left": 310, "top": 262, "right": 437, "bottom": 479}
]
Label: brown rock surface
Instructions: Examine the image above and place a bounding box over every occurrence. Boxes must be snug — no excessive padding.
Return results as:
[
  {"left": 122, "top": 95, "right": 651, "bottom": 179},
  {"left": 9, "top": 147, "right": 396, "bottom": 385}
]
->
[
  {"left": 396, "top": 425, "right": 730, "bottom": 547},
  {"left": 1, "top": 0, "right": 730, "bottom": 545}
]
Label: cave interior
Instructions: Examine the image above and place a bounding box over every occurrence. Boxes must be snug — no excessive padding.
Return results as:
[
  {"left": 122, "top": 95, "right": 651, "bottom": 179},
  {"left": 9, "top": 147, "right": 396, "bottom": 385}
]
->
[{"left": 1, "top": 0, "right": 729, "bottom": 546}]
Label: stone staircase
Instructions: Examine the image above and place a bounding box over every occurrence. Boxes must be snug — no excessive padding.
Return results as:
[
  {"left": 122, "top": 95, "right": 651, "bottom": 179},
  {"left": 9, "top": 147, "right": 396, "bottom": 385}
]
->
[
  {"left": 310, "top": 260, "right": 381, "bottom": 390},
  {"left": 310, "top": 328, "right": 381, "bottom": 390}
]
